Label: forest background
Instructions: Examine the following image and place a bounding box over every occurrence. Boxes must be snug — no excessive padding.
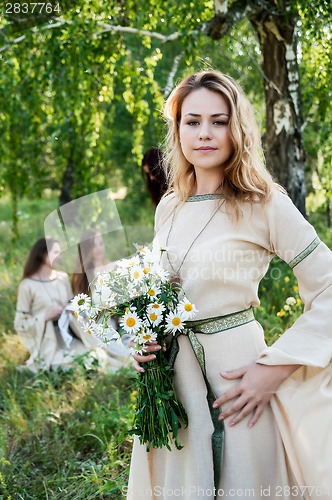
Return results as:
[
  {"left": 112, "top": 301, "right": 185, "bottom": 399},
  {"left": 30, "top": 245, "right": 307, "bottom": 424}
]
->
[{"left": 0, "top": 0, "right": 331, "bottom": 498}]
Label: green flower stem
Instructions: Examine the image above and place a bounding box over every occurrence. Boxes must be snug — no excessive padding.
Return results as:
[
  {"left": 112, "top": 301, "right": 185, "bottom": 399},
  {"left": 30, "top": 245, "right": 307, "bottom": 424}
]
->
[{"left": 129, "top": 350, "right": 188, "bottom": 451}]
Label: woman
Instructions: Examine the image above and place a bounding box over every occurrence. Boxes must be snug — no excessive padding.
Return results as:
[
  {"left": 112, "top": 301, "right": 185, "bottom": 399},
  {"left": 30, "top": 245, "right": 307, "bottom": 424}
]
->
[
  {"left": 14, "top": 237, "right": 87, "bottom": 372},
  {"left": 72, "top": 228, "right": 111, "bottom": 296},
  {"left": 128, "top": 71, "right": 332, "bottom": 499},
  {"left": 71, "top": 229, "right": 131, "bottom": 368}
]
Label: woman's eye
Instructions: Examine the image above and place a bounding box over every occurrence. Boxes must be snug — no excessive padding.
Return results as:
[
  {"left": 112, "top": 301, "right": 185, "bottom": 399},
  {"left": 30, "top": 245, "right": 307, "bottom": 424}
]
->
[
  {"left": 187, "top": 121, "right": 199, "bottom": 126},
  {"left": 214, "top": 120, "right": 228, "bottom": 126}
]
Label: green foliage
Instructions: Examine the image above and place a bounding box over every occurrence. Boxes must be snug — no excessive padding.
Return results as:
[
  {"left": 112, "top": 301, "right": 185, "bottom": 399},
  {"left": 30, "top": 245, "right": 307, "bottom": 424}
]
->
[
  {"left": 0, "top": 0, "right": 330, "bottom": 235},
  {"left": 298, "top": 0, "right": 332, "bottom": 221}
]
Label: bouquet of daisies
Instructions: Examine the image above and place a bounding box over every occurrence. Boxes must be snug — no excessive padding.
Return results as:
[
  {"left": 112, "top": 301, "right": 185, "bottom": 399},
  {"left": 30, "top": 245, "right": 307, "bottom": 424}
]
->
[{"left": 70, "top": 244, "right": 197, "bottom": 451}]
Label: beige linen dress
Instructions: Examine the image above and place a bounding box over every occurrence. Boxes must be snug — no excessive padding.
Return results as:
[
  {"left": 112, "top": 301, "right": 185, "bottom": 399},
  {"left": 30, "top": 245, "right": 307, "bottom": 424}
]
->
[
  {"left": 127, "top": 190, "right": 332, "bottom": 500},
  {"left": 14, "top": 271, "right": 87, "bottom": 371}
]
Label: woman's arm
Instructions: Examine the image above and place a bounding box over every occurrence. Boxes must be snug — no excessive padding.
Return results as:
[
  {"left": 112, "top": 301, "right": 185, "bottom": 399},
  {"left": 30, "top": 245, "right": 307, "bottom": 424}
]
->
[{"left": 215, "top": 191, "right": 332, "bottom": 427}]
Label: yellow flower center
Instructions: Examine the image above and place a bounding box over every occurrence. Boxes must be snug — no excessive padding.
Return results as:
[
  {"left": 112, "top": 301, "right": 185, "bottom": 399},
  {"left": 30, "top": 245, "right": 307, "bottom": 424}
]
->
[
  {"left": 150, "top": 313, "right": 157, "bottom": 321},
  {"left": 126, "top": 318, "right": 136, "bottom": 327},
  {"left": 172, "top": 317, "right": 181, "bottom": 326},
  {"left": 143, "top": 267, "right": 150, "bottom": 274},
  {"left": 143, "top": 334, "right": 151, "bottom": 341},
  {"left": 133, "top": 271, "right": 140, "bottom": 279},
  {"left": 148, "top": 289, "right": 155, "bottom": 296},
  {"left": 184, "top": 303, "right": 193, "bottom": 312},
  {"left": 152, "top": 303, "right": 160, "bottom": 309}
]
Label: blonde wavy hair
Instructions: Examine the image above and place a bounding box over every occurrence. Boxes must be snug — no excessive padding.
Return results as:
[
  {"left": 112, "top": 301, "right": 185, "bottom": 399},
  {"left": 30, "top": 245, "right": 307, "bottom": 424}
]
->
[{"left": 163, "top": 70, "right": 282, "bottom": 214}]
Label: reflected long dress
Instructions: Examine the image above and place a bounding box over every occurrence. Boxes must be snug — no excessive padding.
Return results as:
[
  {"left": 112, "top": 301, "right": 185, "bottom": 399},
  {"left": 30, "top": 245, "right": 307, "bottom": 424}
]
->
[{"left": 127, "top": 190, "right": 332, "bottom": 500}]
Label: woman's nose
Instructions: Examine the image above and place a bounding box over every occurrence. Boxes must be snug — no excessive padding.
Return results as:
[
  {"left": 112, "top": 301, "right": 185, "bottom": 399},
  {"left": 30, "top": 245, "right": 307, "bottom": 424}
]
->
[{"left": 198, "top": 122, "right": 211, "bottom": 140}]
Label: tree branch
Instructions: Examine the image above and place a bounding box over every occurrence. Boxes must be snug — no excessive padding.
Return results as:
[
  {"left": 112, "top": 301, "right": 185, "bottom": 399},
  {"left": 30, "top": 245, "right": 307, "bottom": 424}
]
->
[
  {"left": 163, "top": 52, "right": 184, "bottom": 97},
  {"left": 0, "top": 17, "right": 69, "bottom": 53},
  {"left": 93, "top": 23, "right": 182, "bottom": 42},
  {"left": 0, "top": 17, "right": 195, "bottom": 53}
]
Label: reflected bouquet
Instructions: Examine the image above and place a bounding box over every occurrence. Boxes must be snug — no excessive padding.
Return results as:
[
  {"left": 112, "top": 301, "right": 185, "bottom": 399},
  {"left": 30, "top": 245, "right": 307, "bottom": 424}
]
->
[{"left": 70, "top": 245, "right": 197, "bottom": 451}]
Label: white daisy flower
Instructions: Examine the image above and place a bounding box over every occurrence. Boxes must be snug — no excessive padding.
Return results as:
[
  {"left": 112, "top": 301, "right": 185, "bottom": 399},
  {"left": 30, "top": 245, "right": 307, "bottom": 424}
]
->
[
  {"left": 70, "top": 293, "right": 91, "bottom": 312},
  {"left": 120, "top": 310, "right": 142, "bottom": 334},
  {"left": 177, "top": 298, "right": 198, "bottom": 320},
  {"left": 145, "top": 307, "right": 163, "bottom": 326},
  {"left": 142, "top": 265, "right": 152, "bottom": 276},
  {"left": 129, "top": 265, "right": 145, "bottom": 283},
  {"left": 165, "top": 311, "right": 186, "bottom": 334},
  {"left": 94, "top": 272, "right": 109, "bottom": 288},
  {"left": 117, "top": 255, "right": 140, "bottom": 269},
  {"left": 138, "top": 328, "right": 158, "bottom": 345},
  {"left": 151, "top": 263, "right": 169, "bottom": 282},
  {"left": 146, "top": 283, "right": 161, "bottom": 300},
  {"left": 133, "top": 243, "right": 150, "bottom": 255},
  {"left": 82, "top": 319, "right": 98, "bottom": 336},
  {"left": 147, "top": 302, "right": 166, "bottom": 314}
]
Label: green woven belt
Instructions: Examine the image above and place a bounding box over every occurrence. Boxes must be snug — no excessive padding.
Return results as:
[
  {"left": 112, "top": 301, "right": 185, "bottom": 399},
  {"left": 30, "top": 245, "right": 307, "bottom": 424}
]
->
[{"left": 165, "top": 307, "right": 255, "bottom": 498}]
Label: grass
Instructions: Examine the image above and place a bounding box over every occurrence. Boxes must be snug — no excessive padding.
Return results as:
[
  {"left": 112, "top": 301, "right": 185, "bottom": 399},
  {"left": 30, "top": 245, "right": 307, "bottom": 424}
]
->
[
  {"left": 0, "top": 192, "right": 331, "bottom": 499},
  {"left": 0, "top": 361, "right": 135, "bottom": 499}
]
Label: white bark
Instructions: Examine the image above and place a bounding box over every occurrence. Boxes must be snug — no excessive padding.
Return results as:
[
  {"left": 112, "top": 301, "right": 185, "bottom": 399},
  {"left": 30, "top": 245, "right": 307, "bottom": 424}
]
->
[
  {"left": 285, "top": 41, "right": 300, "bottom": 118},
  {"left": 273, "top": 99, "right": 294, "bottom": 135},
  {"left": 213, "top": 0, "right": 228, "bottom": 15},
  {"left": 163, "top": 52, "right": 184, "bottom": 98}
]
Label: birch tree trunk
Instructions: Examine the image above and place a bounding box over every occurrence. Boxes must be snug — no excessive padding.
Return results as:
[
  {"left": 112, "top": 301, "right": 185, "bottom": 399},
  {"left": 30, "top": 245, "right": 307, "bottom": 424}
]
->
[
  {"left": 208, "top": 0, "right": 307, "bottom": 215},
  {"left": 249, "top": 10, "right": 306, "bottom": 215}
]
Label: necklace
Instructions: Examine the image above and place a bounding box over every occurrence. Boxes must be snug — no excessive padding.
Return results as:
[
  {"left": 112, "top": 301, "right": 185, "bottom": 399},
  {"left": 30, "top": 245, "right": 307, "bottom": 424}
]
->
[{"left": 165, "top": 199, "right": 224, "bottom": 284}]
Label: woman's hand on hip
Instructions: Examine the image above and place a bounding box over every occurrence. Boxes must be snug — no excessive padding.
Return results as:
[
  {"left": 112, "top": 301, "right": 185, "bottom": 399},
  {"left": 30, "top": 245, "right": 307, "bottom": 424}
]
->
[
  {"left": 213, "top": 362, "right": 300, "bottom": 428},
  {"left": 129, "top": 339, "right": 162, "bottom": 373}
]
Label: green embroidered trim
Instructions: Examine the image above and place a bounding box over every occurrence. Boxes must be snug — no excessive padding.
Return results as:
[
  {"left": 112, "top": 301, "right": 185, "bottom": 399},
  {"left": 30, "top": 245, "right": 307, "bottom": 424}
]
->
[
  {"left": 186, "top": 307, "right": 255, "bottom": 334},
  {"left": 187, "top": 194, "right": 225, "bottom": 202},
  {"left": 289, "top": 237, "right": 320, "bottom": 269}
]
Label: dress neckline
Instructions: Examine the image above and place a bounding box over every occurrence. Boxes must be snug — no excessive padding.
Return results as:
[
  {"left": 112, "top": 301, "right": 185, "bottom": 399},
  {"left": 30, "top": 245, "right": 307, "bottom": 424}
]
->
[
  {"left": 187, "top": 193, "right": 225, "bottom": 202},
  {"left": 27, "top": 274, "right": 58, "bottom": 283}
]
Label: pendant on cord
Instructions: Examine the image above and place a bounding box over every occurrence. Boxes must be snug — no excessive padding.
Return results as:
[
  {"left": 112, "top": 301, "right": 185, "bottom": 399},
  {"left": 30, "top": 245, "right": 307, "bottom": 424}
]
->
[{"left": 170, "top": 274, "right": 182, "bottom": 286}]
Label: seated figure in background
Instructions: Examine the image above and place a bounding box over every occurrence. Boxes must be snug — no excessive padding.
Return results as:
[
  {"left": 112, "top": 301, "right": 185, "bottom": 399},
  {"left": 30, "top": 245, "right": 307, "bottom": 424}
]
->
[
  {"left": 71, "top": 228, "right": 132, "bottom": 369},
  {"left": 14, "top": 237, "right": 87, "bottom": 372}
]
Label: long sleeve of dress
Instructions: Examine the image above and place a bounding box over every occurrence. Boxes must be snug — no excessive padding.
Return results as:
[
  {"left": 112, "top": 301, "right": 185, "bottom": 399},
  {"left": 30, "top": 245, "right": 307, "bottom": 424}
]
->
[
  {"left": 14, "top": 279, "right": 47, "bottom": 359},
  {"left": 257, "top": 191, "right": 332, "bottom": 368},
  {"left": 14, "top": 280, "right": 46, "bottom": 335}
]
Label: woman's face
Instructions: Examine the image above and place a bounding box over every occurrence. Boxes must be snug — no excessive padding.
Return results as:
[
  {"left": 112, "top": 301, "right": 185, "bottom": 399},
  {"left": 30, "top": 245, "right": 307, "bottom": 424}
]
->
[
  {"left": 92, "top": 234, "right": 105, "bottom": 262},
  {"left": 179, "top": 87, "right": 234, "bottom": 175},
  {"left": 44, "top": 242, "right": 61, "bottom": 268}
]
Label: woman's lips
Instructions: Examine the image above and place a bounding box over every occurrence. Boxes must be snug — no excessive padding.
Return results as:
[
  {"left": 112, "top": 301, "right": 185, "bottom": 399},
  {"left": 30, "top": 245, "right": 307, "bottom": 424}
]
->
[{"left": 195, "top": 147, "right": 217, "bottom": 151}]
